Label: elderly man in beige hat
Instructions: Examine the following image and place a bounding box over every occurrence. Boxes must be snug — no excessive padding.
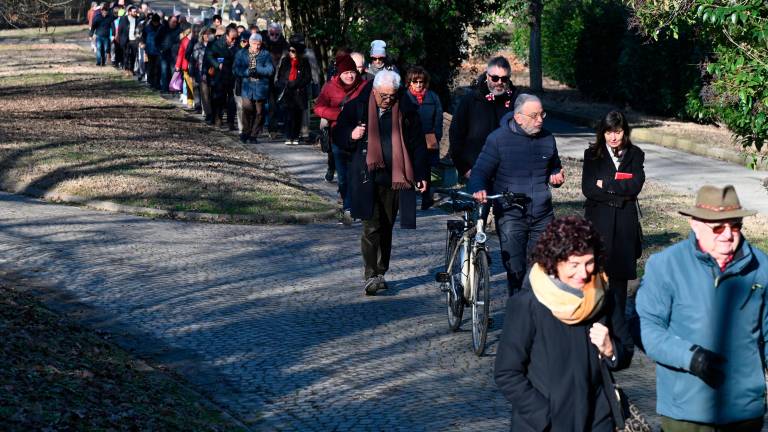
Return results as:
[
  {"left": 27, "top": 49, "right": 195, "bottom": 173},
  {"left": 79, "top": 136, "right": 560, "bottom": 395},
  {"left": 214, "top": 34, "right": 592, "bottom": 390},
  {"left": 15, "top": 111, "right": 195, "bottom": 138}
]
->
[{"left": 636, "top": 185, "right": 768, "bottom": 431}]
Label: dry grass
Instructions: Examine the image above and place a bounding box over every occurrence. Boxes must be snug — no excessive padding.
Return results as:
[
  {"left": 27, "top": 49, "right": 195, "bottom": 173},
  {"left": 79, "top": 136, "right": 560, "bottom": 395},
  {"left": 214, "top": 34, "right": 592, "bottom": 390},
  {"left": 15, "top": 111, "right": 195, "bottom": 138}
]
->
[
  {"left": 0, "top": 42, "right": 334, "bottom": 219},
  {"left": 0, "top": 25, "right": 88, "bottom": 40},
  {"left": 553, "top": 158, "right": 768, "bottom": 277}
]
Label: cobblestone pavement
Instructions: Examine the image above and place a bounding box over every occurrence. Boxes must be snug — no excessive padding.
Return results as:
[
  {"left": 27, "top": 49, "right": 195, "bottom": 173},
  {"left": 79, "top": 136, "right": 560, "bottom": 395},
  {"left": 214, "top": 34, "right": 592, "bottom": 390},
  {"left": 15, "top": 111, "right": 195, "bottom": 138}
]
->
[{"left": 0, "top": 133, "right": 667, "bottom": 431}]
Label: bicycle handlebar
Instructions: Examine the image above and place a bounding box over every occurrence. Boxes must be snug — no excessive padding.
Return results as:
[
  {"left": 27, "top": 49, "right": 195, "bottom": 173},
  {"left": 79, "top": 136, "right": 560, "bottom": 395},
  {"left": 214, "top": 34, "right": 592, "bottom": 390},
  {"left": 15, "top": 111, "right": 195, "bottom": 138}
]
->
[{"left": 434, "top": 188, "right": 527, "bottom": 203}]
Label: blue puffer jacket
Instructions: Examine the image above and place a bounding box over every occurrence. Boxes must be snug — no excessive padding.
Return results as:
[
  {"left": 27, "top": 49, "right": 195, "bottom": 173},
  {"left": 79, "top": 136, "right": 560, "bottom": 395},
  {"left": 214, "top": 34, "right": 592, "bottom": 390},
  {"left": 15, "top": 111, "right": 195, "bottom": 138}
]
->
[
  {"left": 468, "top": 112, "right": 562, "bottom": 218},
  {"left": 234, "top": 48, "right": 273, "bottom": 100},
  {"left": 636, "top": 232, "right": 768, "bottom": 424},
  {"left": 406, "top": 90, "right": 443, "bottom": 141}
]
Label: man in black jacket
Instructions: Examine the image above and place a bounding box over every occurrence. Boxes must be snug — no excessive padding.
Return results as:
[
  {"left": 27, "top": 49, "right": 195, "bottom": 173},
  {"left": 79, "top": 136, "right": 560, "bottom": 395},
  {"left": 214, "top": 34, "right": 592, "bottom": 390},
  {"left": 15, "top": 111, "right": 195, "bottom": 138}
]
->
[
  {"left": 205, "top": 26, "right": 238, "bottom": 128},
  {"left": 449, "top": 56, "right": 517, "bottom": 181},
  {"left": 89, "top": 5, "right": 113, "bottom": 66},
  {"left": 155, "top": 15, "right": 181, "bottom": 92},
  {"left": 334, "top": 71, "right": 428, "bottom": 296}
]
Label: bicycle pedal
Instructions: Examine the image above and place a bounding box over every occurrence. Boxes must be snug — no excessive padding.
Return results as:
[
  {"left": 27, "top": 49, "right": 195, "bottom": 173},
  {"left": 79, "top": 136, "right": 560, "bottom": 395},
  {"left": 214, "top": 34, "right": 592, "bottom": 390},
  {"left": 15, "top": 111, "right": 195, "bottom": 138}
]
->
[{"left": 435, "top": 272, "right": 450, "bottom": 283}]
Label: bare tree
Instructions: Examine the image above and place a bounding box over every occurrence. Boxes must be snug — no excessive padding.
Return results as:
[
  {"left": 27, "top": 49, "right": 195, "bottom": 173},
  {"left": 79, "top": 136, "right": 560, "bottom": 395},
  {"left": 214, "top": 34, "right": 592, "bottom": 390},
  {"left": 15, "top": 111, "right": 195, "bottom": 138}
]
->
[{"left": 0, "top": 0, "right": 75, "bottom": 29}]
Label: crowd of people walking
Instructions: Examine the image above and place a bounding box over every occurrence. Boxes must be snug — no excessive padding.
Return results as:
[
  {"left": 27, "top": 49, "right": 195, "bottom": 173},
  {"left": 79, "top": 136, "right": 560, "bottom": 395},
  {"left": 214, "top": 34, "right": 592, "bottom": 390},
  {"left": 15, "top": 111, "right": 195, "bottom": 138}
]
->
[{"left": 87, "top": 4, "right": 768, "bottom": 430}]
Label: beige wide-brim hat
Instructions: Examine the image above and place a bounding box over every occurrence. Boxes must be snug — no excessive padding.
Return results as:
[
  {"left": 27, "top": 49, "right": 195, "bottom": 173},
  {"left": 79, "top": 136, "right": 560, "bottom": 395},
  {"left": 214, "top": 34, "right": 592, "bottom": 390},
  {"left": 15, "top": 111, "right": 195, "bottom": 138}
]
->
[{"left": 679, "top": 184, "right": 757, "bottom": 221}]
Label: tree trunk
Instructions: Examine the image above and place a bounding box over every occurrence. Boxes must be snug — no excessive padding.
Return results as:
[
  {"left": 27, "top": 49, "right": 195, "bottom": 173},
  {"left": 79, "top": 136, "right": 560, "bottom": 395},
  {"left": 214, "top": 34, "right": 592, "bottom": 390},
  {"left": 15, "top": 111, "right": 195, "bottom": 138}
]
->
[{"left": 528, "top": 0, "right": 543, "bottom": 93}]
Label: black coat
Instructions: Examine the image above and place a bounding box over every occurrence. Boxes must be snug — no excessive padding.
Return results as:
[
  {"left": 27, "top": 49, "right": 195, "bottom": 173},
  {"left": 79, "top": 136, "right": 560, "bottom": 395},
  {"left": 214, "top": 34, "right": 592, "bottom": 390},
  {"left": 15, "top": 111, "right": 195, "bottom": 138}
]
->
[
  {"left": 205, "top": 37, "right": 235, "bottom": 88},
  {"left": 333, "top": 81, "right": 428, "bottom": 228},
  {"left": 581, "top": 144, "right": 645, "bottom": 280},
  {"left": 448, "top": 75, "right": 517, "bottom": 177},
  {"left": 276, "top": 56, "right": 311, "bottom": 110},
  {"left": 494, "top": 278, "right": 634, "bottom": 432}
]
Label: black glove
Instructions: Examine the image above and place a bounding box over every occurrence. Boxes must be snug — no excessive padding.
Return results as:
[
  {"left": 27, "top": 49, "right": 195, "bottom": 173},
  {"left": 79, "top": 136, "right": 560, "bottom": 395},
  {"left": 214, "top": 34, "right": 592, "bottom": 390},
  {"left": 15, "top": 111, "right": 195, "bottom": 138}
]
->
[
  {"left": 248, "top": 69, "right": 257, "bottom": 78},
  {"left": 689, "top": 345, "right": 726, "bottom": 389}
]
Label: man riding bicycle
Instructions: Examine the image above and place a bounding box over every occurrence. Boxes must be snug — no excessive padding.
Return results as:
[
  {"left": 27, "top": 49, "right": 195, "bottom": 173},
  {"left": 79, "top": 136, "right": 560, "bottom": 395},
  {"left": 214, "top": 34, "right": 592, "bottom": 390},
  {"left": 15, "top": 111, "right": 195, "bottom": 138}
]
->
[{"left": 469, "top": 93, "right": 565, "bottom": 296}]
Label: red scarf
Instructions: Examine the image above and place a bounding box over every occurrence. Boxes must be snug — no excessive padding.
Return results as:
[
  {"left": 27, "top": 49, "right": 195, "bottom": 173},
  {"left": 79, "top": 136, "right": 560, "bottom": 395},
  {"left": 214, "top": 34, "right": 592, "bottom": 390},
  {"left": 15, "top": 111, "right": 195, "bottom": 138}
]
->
[
  {"left": 366, "top": 92, "right": 414, "bottom": 190},
  {"left": 409, "top": 87, "right": 426, "bottom": 105},
  {"left": 288, "top": 57, "right": 299, "bottom": 81}
]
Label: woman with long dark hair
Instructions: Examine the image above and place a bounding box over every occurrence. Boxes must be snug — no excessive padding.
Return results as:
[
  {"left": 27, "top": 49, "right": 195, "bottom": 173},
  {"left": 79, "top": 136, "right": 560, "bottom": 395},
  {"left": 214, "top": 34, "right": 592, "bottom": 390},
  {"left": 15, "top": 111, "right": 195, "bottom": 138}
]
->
[
  {"left": 495, "top": 216, "right": 633, "bottom": 430},
  {"left": 581, "top": 111, "right": 645, "bottom": 318}
]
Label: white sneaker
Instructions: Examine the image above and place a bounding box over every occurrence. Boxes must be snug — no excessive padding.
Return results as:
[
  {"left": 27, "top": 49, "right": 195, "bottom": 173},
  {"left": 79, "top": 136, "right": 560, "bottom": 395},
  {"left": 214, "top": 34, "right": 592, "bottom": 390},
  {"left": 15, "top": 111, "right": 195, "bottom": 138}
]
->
[
  {"left": 342, "top": 210, "right": 353, "bottom": 226},
  {"left": 284, "top": 140, "right": 293, "bottom": 145}
]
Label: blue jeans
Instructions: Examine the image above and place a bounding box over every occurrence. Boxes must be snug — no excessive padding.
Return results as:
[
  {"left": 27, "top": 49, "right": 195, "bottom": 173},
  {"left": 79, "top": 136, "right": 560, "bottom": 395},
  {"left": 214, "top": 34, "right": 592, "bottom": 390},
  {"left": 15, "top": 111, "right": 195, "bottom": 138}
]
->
[
  {"left": 495, "top": 209, "right": 553, "bottom": 296},
  {"left": 95, "top": 36, "right": 109, "bottom": 65},
  {"left": 160, "top": 54, "right": 173, "bottom": 92},
  {"left": 332, "top": 144, "right": 351, "bottom": 210}
]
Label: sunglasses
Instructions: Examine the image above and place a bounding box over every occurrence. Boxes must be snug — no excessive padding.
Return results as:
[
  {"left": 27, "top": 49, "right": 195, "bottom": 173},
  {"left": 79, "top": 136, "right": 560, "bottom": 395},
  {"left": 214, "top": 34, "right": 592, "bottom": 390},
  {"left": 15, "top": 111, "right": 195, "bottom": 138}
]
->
[
  {"left": 488, "top": 74, "right": 510, "bottom": 83},
  {"left": 288, "top": 48, "right": 297, "bottom": 52},
  {"left": 410, "top": 80, "right": 425, "bottom": 84},
  {"left": 370, "top": 57, "right": 385, "bottom": 63},
  {"left": 701, "top": 220, "right": 743, "bottom": 235}
]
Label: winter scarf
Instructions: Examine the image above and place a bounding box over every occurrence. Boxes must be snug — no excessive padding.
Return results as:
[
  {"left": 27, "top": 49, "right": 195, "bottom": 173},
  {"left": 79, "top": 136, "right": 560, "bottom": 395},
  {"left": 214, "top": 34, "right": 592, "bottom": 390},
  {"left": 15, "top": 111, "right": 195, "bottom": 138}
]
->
[
  {"left": 409, "top": 87, "right": 426, "bottom": 105},
  {"left": 288, "top": 57, "right": 299, "bottom": 81},
  {"left": 366, "top": 91, "right": 414, "bottom": 190},
  {"left": 529, "top": 263, "right": 606, "bottom": 325}
]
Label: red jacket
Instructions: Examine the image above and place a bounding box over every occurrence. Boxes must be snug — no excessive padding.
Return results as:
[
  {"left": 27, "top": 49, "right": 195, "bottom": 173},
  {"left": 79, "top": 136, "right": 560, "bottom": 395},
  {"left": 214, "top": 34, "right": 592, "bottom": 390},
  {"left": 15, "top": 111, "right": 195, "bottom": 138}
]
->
[
  {"left": 313, "top": 75, "right": 365, "bottom": 129},
  {"left": 175, "top": 36, "right": 190, "bottom": 71}
]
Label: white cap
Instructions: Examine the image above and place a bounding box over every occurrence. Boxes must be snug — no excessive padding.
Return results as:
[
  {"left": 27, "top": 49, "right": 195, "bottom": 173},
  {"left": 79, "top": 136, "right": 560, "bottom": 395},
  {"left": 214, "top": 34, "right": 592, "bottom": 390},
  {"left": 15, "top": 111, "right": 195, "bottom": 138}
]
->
[{"left": 370, "top": 40, "right": 386, "bottom": 57}]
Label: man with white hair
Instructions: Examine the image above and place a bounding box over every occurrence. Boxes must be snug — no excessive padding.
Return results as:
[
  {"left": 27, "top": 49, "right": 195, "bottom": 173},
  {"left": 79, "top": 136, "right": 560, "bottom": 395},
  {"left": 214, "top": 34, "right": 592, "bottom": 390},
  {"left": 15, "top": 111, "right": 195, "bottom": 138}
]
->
[
  {"left": 334, "top": 71, "right": 429, "bottom": 296},
  {"left": 470, "top": 93, "right": 565, "bottom": 296}
]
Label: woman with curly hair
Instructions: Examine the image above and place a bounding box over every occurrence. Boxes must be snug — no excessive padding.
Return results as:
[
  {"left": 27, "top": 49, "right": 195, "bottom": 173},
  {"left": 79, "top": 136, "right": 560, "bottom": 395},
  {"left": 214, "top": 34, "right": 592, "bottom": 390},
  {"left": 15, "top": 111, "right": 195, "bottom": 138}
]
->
[{"left": 494, "top": 216, "right": 634, "bottom": 431}]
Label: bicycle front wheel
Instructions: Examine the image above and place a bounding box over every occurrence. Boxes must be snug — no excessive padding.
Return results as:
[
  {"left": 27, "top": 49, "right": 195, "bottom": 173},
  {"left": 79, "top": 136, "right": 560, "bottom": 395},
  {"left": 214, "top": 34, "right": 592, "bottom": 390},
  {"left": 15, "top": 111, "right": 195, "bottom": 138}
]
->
[
  {"left": 471, "top": 250, "right": 490, "bottom": 356},
  {"left": 444, "top": 232, "right": 464, "bottom": 331}
]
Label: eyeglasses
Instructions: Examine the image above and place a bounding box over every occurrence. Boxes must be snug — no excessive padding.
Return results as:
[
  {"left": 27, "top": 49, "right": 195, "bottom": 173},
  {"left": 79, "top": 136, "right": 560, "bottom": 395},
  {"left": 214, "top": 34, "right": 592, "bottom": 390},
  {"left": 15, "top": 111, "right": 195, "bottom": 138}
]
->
[
  {"left": 701, "top": 220, "right": 743, "bottom": 235},
  {"left": 370, "top": 57, "right": 385, "bottom": 63},
  {"left": 288, "top": 48, "right": 296, "bottom": 52},
  {"left": 410, "top": 80, "right": 425, "bottom": 84},
  {"left": 519, "top": 111, "right": 547, "bottom": 120},
  {"left": 488, "top": 74, "right": 510, "bottom": 83},
  {"left": 377, "top": 92, "right": 397, "bottom": 100}
]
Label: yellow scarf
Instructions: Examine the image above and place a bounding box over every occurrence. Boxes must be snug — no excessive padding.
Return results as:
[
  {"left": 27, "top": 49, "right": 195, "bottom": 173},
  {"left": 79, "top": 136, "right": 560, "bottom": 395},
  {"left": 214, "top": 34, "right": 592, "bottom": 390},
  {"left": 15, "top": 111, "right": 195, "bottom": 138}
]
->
[{"left": 529, "top": 263, "right": 606, "bottom": 325}]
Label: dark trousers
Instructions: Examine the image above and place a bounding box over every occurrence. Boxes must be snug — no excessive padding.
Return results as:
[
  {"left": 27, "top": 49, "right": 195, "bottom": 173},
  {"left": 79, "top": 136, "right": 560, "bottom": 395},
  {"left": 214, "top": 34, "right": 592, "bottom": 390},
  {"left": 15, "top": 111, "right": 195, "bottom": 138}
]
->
[
  {"left": 159, "top": 53, "right": 173, "bottom": 91},
  {"left": 241, "top": 97, "right": 265, "bottom": 137},
  {"left": 113, "top": 41, "right": 124, "bottom": 67},
  {"left": 661, "top": 416, "right": 763, "bottom": 432},
  {"left": 284, "top": 106, "right": 303, "bottom": 140},
  {"left": 125, "top": 40, "right": 139, "bottom": 73},
  {"left": 200, "top": 80, "right": 212, "bottom": 120},
  {"left": 332, "top": 144, "right": 350, "bottom": 210},
  {"left": 496, "top": 210, "right": 553, "bottom": 296},
  {"left": 146, "top": 54, "right": 160, "bottom": 89},
  {"left": 267, "top": 88, "right": 282, "bottom": 132},
  {"left": 211, "top": 85, "right": 235, "bottom": 125},
  {"left": 361, "top": 184, "right": 399, "bottom": 279}
]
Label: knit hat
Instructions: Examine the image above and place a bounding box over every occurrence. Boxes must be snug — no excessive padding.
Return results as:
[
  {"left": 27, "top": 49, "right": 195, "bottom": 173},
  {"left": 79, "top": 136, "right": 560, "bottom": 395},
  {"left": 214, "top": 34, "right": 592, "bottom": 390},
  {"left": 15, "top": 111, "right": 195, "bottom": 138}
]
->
[
  {"left": 335, "top": 54, "right": 356, "bottom": 75},
  {"left": 679, "top": 185, "right": 757, "bottom": 221},
  {"left": 249, "top": 32, "right": 262, "bottom": 42},
  {"left": 370, "top": 40, "right": 386, "bottom": 57}
]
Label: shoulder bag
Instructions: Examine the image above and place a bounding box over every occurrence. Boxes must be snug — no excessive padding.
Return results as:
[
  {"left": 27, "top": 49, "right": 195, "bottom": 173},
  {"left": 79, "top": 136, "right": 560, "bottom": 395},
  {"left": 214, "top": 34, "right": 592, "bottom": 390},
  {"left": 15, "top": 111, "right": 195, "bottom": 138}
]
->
[{"left": 598, "top": 356, "right": 651, "bottom": 432}]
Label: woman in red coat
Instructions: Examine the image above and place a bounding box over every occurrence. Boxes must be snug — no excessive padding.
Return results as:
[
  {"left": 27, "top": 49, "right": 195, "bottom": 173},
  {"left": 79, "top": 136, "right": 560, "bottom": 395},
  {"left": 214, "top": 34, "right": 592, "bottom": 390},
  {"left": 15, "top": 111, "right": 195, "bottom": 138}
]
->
[
  {"left": 175, "top": 25, "right": 194, "bottom": 108},
  {"left": 313, "top": 54, "right": 366, "bottom": 224}
]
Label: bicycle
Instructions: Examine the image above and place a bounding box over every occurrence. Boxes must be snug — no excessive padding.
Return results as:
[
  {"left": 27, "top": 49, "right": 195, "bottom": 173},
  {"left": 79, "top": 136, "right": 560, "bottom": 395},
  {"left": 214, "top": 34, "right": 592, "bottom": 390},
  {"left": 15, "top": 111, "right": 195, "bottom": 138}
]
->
[{"left": 434, "top": 188, "right": 528, "bottom": 356}]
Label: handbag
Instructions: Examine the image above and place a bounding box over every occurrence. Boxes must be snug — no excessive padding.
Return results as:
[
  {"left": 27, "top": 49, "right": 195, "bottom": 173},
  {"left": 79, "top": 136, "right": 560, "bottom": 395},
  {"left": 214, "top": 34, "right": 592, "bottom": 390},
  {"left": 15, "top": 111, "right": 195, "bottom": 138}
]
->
[
  {"left": 598, "top": 356, "right": 651, "bottom": 432},
  {"left": 169, "top": 71, "right": 183, "bottom": 92}
]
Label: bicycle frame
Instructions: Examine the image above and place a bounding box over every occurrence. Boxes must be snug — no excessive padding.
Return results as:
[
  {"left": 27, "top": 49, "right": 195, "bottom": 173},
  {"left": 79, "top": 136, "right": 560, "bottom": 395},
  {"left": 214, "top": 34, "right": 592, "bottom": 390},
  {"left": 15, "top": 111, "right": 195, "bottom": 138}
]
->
[{"left": 445, "top": 201, "right": 491, "bottom": 303}]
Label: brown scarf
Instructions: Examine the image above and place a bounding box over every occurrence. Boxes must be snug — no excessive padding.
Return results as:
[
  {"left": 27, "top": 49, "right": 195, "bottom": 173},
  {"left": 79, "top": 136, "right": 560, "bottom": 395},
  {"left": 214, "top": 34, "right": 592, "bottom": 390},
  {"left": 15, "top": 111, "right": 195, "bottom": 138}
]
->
[
  {"left": 366, "top": 91, "right": 414, "bottom": 190},
  {"left": 529, "top": 263, "right": 606, "bottom": 325}
]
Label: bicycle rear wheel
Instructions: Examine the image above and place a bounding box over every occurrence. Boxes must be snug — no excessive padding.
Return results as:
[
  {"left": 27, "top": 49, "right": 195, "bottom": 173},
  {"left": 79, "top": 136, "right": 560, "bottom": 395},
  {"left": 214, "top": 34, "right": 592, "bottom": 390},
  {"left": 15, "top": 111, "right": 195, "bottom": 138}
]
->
[
  {"left": 471, "top": 250, "right": 490, "bottom": 356},
  {"left": 444, "top": 232, "right": 464, "bottom": 331}
]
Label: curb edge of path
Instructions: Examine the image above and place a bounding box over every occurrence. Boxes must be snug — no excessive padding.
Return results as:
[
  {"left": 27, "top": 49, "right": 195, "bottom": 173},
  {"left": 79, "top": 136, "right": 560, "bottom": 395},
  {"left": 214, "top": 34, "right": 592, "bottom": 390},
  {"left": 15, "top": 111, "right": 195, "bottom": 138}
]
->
[
  {"left": 7, "top": 185, "right": 338, "bottom": 225},
  {"left": 546, "top": 109, "right": 768, "bottom": 171}
]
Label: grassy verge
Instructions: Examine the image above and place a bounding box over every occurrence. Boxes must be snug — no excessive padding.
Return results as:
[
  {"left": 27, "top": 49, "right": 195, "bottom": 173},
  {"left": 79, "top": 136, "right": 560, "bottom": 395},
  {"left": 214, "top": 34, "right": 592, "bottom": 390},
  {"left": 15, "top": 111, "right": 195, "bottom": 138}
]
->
[
  {"left": 0, "top": 42, "right": 334, "bottom": 220},
  {"left": 0, "top": 25, "right": 88, "bottom": 40},
  {"left": 552, "top": 158, "right": 768, "bottom": 278},
  {"left": 0, "top": 281, "right": 247, "bottom": 431}
]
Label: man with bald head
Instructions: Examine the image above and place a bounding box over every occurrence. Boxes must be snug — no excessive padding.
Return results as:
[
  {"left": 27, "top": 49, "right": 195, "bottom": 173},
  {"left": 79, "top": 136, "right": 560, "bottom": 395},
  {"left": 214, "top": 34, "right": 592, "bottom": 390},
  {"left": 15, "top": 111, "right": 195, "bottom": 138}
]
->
[{"left": 470, "top": 93, "right": 564, "bottom": 296}]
